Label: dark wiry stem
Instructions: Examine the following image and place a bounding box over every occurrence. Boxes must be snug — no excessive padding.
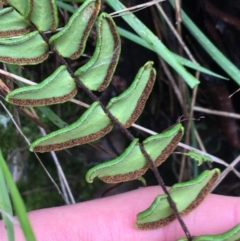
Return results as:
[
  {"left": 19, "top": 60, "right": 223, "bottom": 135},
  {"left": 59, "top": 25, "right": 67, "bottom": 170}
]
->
[{"left": 38, "top": 31, "right": 192, "bottom": 240}]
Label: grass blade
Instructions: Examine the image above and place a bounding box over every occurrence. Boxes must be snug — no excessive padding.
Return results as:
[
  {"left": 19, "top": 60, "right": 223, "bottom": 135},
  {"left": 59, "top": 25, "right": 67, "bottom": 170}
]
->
[
  {"left": 106, "top": 0, "right": 199, "bottom": 88},
  {"left": 169, "top": 0, "right": 240, "bottom": 85},
  {"left": 0, "top": 150, "right": 36, "bottom": 241},
  {"left": 117, "top": 27, "right": 228, "bottom": 80},
  {"left": 0, "top": 155, "right": 14, "bottom": 241}
]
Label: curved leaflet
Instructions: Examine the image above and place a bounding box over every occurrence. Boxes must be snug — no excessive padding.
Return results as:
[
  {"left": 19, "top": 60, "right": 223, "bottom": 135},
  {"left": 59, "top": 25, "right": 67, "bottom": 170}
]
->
[
  {"left": 107, "top": 61, "right": 156, "bottom": 128},
  {"left": 135, "top": 169, "right": 220, "bottom": 230},
  {"left": 6, "top": 66, "right": 77, "bottom": 106},
  {"left": 0, "top": 7, "right": 31, "bottom": 37},
  {"left": 5, "top": 12, "right": 120, "bottom": 106},
  {"left": 49, "top": 0, "right": 100, "bottom": 59},
  {"left": 6, "top": 0, "right": 31, "bottom": 17},
  {"left": 86, "top": 123, "right": 184, "bottom": 183},
  {"left": 30, "top": 0, "right": 59, "bottom": 31},
  {"left": 75, "top": 12, "right": 121, "bottom": 91},
  {"left": 30, "top": 62, "right": 156, "bottom": 152},
  {"left": 0, "top": 31, "right": 48, "bottom": 65},
  {"left": 86, "top": 139, "right": 146, "bottom": 183},
  {"left": 177, "top": 223, "right": 240, "bottom": 241},
  {"left": 30, "top": 101, "right": 113, "bottom": 152},
  {"left": 187, "top": 150, "right": 212, "bottom": 166}
]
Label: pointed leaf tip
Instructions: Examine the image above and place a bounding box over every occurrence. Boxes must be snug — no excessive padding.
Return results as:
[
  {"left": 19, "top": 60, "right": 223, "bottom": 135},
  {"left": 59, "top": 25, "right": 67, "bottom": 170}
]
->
[
  {"left": 75, "top": 12, "right": 121, "bottom": 91},
  {"left": 50, "top": 0, "right": 101, "bottom": 59}
]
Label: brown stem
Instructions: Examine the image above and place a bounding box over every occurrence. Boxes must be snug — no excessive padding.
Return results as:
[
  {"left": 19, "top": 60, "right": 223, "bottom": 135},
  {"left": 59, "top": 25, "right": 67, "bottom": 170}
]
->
[{"left": 37, "top": 30, "right": 192, "bottom": 240}]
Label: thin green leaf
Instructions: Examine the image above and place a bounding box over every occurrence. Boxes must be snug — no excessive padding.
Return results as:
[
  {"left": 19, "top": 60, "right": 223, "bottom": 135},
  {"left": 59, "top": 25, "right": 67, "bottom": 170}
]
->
[
  {"left": 56, "top": 1, "right": 76, "bottom": 13},
  {"left": 173, "top": 54, "right": 228, "bottom": 80},
  {"left": 169, "top": 0, "right": 240, "bottom": 85},
  {"left": 56, "top": 1, "right": 225, "bottom": 81},
  {"left": 106, "top": 0, "right": 199, "bottom": 88},
  {"left": 0, "top": 150, "right": 36, "bottom": 241},
  {"left": 117, "top": 27, "right": 228, "bottom": 80},
  {"left": 37, "top": 106, "right": 67, "bottom": 128},
  {"left": 0, "top": 155, "right": 14, "bottom": 241}
]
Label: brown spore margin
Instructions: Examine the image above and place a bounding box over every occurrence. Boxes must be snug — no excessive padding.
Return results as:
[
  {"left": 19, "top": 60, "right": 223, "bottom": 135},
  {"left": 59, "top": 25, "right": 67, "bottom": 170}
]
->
[
  {"left": 49, "top": 0, "right": 58, "bottom": 30},
  {"left": 70, "top": 0, "right": 101, "bottom": 60},
  {"left": 0, "top": 27, "right": 32, "bottom": 38},
  {"left": 100, "top": 165, "right": 149, "bottom": 183},
  {"left": 136, "top": 170, "right": 219, "bottom": 230},
  {"left": 100, "top": 128, "right": 183, "bottom": 183},
  {"left": 0, "top": 52, "right": 48, "bottom": 65},
  {"left": 124, "top": 68, "right": 156, "bottom": 128},
  {"left": 33, "top": 124, "right": 113, "bottom": 152},
  {"left": 8, "top": 88, "right": 77, "bottom": 106},
  {"left": 97, "top": 17, "right": 121, "bottom": 92},
  {"left": 153, "top": 129, "right": 183, "bottom": 168}
]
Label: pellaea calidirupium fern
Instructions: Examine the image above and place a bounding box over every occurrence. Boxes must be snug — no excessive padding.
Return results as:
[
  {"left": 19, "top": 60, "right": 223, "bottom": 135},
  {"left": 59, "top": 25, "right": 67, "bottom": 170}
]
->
[{"left": 1, "top": 1, "right": 237, "bottom": 240}]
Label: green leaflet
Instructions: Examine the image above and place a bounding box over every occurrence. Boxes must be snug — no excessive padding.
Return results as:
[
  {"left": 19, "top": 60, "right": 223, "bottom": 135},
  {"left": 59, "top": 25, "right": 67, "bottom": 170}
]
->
[
  {"left": 75, "top": 12, "right": 121, "bottom": 91},
  {"left": 135, "top": 169, "right": 220, "bottom": 230},
  {"left": 86, "top": 139, "right": 142, "bottom": 182},
  {"left": 30, "top": 61, "right": 156, "bottom": 152},
  {"left": 0, "top": 31, "right": 48, "bottom": 65},
  {"left": 30, "top": 0, "right": 59, "bottom": 31},
  {"left": 50, "top": 0, "right": 100, "bottom": 59},
  {"left": 30, "top": 101, "right": 113, "bottom": 152},
  {"left": 4, "top": 12, "right": 120, "bottom": 106},
  {"left": 177, "top": 223, "right": 240, "bottom": 241},
  {"left": 6, "top": 0, "right": 31, "bottom": 17},
  {"left": 5, "top": 65, "right": 77, "bottom": 106},
  {"left": 187, "top": 150, "right": 212, "bottom": 166},
  {"left": 107, "top": 61, "right": 156, "bottom": 128},
  {"left": 0, "top": 7, "right": 31, "bottom": 37},
  {"left": 86, "top": 123, "right": 184, "bottom": 183}
]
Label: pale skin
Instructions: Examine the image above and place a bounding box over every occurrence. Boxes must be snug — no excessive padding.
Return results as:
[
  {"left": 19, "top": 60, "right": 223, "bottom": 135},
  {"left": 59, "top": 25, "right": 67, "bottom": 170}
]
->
[{"left": 0, "top": 186, "right": 240, "bottom": 241}]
